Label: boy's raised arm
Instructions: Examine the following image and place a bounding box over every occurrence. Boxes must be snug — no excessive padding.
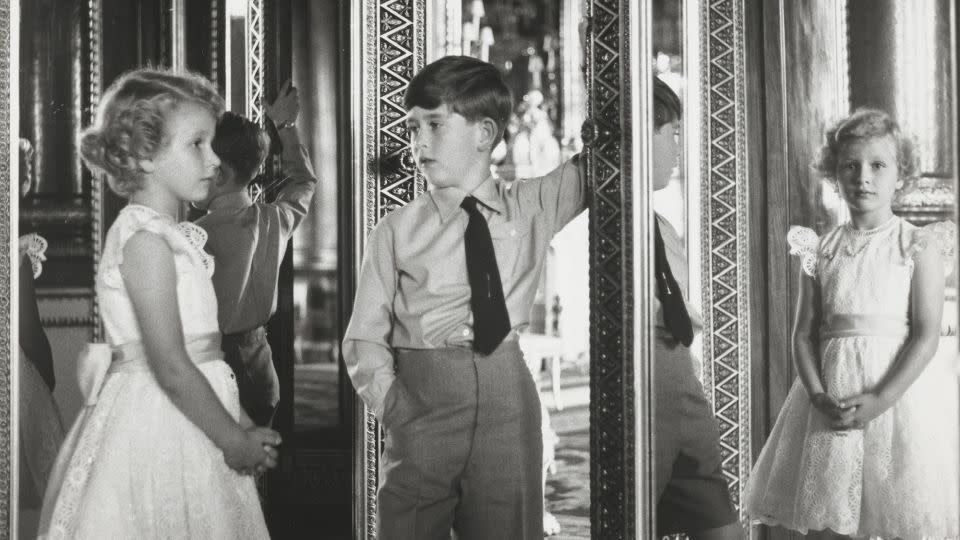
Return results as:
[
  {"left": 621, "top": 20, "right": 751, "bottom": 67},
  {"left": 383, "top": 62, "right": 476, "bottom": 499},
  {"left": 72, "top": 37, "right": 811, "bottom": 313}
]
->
[
  {"left": 342, "top": 221, "right": 398, "bottom": 420},
  {"left": 522, "top": 154, "right": 589, "bottom": 234},
  {"left": 272, "top": 126, "right": 319, "bottom": 234}
]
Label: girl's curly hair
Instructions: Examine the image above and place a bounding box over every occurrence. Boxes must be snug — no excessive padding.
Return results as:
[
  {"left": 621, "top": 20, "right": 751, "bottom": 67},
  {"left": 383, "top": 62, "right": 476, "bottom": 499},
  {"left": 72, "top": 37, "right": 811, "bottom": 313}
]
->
[
  {"left": 813, "top": 108, "right": 921, "bottom": 182},
  {"left": 79, "top": 68, "right": 225, "bottom": 197}
]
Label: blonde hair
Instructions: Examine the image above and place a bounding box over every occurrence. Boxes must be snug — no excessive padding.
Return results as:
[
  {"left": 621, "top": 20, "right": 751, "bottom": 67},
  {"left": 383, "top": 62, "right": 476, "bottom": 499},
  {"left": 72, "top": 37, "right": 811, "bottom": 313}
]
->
[
  {"left": 80, "top": 68, "right": 225, "bottom": 197},
  {"left": 813, "top": 108, "right": 921, "bottom": 182}
]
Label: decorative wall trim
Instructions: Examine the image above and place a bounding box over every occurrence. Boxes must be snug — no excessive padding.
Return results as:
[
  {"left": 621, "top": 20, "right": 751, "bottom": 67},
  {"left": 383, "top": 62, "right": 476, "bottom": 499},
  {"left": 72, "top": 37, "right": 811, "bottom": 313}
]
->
[
  {"left": 248, "top": 0, "right": 264, "bottom": 125},
  {"left": 355, "top": 1, "right": 426, "bottom": 538},
  {"left": 1, "top": 2, "right": 11, "bottom": 536},
  {"left": 700, "top": 0, "right": 752, "bottom": 520}
]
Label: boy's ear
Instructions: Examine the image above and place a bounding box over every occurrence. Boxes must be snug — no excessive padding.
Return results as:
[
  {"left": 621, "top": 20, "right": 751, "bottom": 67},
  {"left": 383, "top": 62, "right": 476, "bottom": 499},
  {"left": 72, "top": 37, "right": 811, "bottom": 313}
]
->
[
  {"left": 219, "top": 163, "right": 238, "bottom": 186},
  {"left": 137, "top": 158, "right": 156, "bottom": 173},
  {"left": 475, "top": 117, "right": 500, "bottom": 152}
]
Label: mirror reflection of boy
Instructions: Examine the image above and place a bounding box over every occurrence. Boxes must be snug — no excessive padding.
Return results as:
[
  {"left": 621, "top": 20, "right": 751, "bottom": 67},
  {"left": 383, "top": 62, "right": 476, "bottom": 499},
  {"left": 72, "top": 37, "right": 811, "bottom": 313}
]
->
[
  {"left": 343, "top": 56, "right": 587, "bottom": 539},
  {"left": 195, "top": 81, "right": 318, "bottom": 427},
  {"left": 652, "top": 78, "right": 741, "bottom": 540}
]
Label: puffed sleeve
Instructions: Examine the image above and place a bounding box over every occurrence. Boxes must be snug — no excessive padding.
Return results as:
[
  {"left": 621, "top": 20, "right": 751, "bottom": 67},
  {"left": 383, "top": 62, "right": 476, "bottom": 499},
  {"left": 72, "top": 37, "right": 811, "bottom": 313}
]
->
[
  {"left": 787, "top": 226, "right": 820, "bottom": 277},
  {"left": 905, "top": 221, "right": 957, "bottom": 274}
]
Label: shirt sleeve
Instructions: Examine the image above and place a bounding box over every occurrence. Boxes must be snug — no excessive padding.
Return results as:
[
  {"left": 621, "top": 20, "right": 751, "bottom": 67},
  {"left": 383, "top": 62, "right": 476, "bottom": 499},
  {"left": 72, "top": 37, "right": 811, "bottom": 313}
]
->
[
  {"left": 526, "top": 154, "right": 589, "bottom": 233},
  {"left": 342, "top": 220, "right": 397, "bottom": 420},
  {"left": 271, "top": 127, "right": 319, "bottom": 238}
]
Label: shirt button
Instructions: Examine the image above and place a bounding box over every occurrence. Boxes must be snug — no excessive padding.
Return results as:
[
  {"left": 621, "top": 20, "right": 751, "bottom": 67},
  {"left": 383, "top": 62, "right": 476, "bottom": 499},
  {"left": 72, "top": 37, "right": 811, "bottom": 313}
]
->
[
  {"left": 509, "top": 229, "right": 517, "bottom": 237},
  {"left": 462, "top": 329, "right": 471, "bottom": 337}
]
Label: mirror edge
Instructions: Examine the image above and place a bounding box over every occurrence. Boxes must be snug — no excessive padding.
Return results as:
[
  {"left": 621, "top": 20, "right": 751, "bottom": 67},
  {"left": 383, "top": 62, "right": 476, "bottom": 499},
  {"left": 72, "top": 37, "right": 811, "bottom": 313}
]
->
[{"left": 4, "top": 0, "right": 16, "bottom": 536}]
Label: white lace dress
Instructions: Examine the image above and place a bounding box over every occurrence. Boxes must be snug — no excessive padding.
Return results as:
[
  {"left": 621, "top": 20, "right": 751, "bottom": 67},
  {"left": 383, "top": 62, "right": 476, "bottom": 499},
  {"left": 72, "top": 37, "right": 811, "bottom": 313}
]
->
[
  {"left": 745, "top": 216, "right": 959, "bottom": 539},
  {"left": 37, "top": 204, "right": 269, "bottom": 540}
]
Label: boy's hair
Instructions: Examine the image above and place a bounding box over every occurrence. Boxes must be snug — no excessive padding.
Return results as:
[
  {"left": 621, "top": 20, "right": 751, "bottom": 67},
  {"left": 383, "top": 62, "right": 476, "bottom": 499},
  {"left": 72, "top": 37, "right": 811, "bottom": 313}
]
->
[
  {"left": 79, "top": 67, "right": 225, "bottom": 198},
  {"left": 404, "top": 55, "right": 513, "bottom": 143},
  {"left": 654, "top": 77, "right": 682, "bottom": 129},
  {"left": 212, "top": 112, "right": 270, "bottom": 185},
  {"left": 814, "top": 108, "right": 920, "bottom": 181}
]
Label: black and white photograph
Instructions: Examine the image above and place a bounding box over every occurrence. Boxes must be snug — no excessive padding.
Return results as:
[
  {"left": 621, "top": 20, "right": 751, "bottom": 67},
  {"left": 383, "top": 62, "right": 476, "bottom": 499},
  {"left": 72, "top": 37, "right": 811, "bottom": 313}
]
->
[{"left": 0, "top": 1, "right": 958, "bottom": 539}]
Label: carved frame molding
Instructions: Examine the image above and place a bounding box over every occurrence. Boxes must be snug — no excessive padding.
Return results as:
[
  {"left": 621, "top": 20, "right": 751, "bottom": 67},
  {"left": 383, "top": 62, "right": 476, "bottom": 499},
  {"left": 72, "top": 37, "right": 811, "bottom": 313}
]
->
[
  {"left": 699, "top": 0, "right": 752, "bottom": 523},
  {"left": 353, "top": 1, "right": 427, "bottom": 537},
  {"left": 1, "top": 1, "right": 10, "bottom": 535}
]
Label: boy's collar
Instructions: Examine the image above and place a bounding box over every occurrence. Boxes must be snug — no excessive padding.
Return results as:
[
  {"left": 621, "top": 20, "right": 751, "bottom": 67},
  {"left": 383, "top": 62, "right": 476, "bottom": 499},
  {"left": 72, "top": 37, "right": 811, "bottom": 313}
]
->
[
  {"left": 429, "top": 175, "right": 504, "bottom": 222},
  {"left": 207, "top": 189, "right": 253, "bottom": 212}
]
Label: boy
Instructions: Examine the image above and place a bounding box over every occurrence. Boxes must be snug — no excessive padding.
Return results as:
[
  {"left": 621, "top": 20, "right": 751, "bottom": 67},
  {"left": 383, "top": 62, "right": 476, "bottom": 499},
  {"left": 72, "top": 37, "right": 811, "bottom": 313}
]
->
[
  {"left": 196, "top": 81, "right": 318, "bottom": 427},
  {"left": 651, "top": 77, "right": 741, "bottom": 540},
  {"left": 343, "top": 56, "right": 586, "bottom": 539}
]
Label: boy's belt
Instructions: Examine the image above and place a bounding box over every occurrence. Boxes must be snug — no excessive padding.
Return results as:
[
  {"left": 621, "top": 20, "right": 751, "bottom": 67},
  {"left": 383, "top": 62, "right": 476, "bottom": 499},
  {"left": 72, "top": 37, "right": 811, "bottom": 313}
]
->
[{"left": 222, "top": 326, "right": 268, "bottom": 350}]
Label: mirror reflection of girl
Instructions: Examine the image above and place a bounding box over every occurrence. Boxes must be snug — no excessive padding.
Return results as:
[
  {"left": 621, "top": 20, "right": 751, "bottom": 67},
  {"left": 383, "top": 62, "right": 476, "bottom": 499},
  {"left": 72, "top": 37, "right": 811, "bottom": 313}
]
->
[
  {"left": 37, "top": 69, "right": 280, "bottom": 539},
  {"left": 745, "top": 109, "right": 959, "bottom": 539},
  {"left": 17, "top": 138, "right": 66, "bottom": 539}
]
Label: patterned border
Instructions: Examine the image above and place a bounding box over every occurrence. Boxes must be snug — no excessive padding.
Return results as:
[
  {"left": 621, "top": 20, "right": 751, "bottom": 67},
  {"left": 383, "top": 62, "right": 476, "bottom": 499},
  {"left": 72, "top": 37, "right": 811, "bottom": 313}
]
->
[
  {"left": 586, "top": 0, "right": 636, "bottom": 537},
  {"left": 87, "top": 0, "right": 103, "bottom": 342},
  {"left": 248, "top": 0, "right": 264, "bottom": 125},
  {"left": 700, "top": 0, "right": 752, "bottom": 519},
  {"left": 1, "top": 2, "right": 9, "bottom": 536},
  {"left": 357, "top": 1, "right": 426, "bottom": 538}
]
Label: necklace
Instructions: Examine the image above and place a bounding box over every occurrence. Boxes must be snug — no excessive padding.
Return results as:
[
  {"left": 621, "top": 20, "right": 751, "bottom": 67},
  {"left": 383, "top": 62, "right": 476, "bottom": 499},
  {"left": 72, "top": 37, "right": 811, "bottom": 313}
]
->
[{"left": 839, "top": 216, "right": 898, "bottom": 257}]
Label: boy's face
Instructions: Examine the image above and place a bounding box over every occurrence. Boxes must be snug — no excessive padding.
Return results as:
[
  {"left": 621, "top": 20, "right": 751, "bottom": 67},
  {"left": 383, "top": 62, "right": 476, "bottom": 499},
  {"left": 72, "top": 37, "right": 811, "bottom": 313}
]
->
[
  {"left": 652, "top": 119, "right": 681, "bottom": 191},
  {"left": 406, "top": 104, "right": 488, "bottom": 189}
]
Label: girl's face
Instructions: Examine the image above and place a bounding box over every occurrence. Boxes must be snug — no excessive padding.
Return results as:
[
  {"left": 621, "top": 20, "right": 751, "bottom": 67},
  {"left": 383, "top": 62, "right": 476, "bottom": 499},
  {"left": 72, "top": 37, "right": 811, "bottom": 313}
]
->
[
  {"left": 144, "top": 102, "right": 220, "bottom": 203},
  {"left": 835, "top": 135, "right": 902, "bottom": 221}
]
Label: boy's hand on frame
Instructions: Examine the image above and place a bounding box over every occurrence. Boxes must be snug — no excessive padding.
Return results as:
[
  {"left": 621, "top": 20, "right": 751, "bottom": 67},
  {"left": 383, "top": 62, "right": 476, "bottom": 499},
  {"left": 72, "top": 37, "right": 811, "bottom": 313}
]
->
[{"left": 266, "top": 79, "right": 300, "bottom": 128}]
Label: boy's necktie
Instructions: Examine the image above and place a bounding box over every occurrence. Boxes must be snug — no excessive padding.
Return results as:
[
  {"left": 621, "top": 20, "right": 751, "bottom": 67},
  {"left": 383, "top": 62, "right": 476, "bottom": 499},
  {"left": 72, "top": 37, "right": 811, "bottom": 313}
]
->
[
  {"left": 655, "top": 219, "right": 694, "bottom": 347},
  {"left": 461, "top": 196, "right": 511, "bottom": 354}
]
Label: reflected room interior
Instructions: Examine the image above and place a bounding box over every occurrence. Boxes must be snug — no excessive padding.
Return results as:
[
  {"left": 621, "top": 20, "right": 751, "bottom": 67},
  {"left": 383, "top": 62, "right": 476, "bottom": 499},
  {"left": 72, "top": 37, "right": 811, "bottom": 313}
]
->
[{"left": 451, "top": 0, "right": 592, "bottom": 536}]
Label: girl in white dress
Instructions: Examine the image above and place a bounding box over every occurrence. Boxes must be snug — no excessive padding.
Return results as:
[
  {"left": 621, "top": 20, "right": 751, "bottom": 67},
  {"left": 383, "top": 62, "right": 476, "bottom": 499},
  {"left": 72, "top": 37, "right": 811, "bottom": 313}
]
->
[
  {"left": 745, "top": 109, "right": 959, "bottom": 539},
  {"left": 38, "top": 68, "right": 280, "bottom": 539}
]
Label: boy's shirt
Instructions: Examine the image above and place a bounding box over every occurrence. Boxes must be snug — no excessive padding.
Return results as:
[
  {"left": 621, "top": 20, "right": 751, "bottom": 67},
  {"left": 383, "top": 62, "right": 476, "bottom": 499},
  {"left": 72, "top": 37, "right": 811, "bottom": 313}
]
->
[
  {"left": 343, "top": 157, "right": 587, "bottom": 418},
  {"left": 654, "top": 213, "right": 703, "bottom": 339},
  {"left": 196, "top": 128, "right": 318, "bottom": 334}
]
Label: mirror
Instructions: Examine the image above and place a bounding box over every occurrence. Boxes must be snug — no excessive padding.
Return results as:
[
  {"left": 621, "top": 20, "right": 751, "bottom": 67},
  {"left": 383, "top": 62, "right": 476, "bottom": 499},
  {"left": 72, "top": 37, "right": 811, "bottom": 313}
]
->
[
  {"left": 650, "top": 1, "right": 748, "bottom": 538},
  {"left": 461, "top": 1, "right": 591, "bottom": 537},
  {"left": 747, "top": 1, "right": 960, "bottom": 538}
]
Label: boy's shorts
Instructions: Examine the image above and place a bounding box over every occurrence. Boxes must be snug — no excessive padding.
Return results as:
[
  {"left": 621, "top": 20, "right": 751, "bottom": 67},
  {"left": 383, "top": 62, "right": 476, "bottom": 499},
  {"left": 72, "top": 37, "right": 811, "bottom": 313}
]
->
[
  {"left": 222, "top": 326, "right": 280, "bottom": 426},
  {"left": 655, "top": 333, "right": 739, "bottom": 535}
]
